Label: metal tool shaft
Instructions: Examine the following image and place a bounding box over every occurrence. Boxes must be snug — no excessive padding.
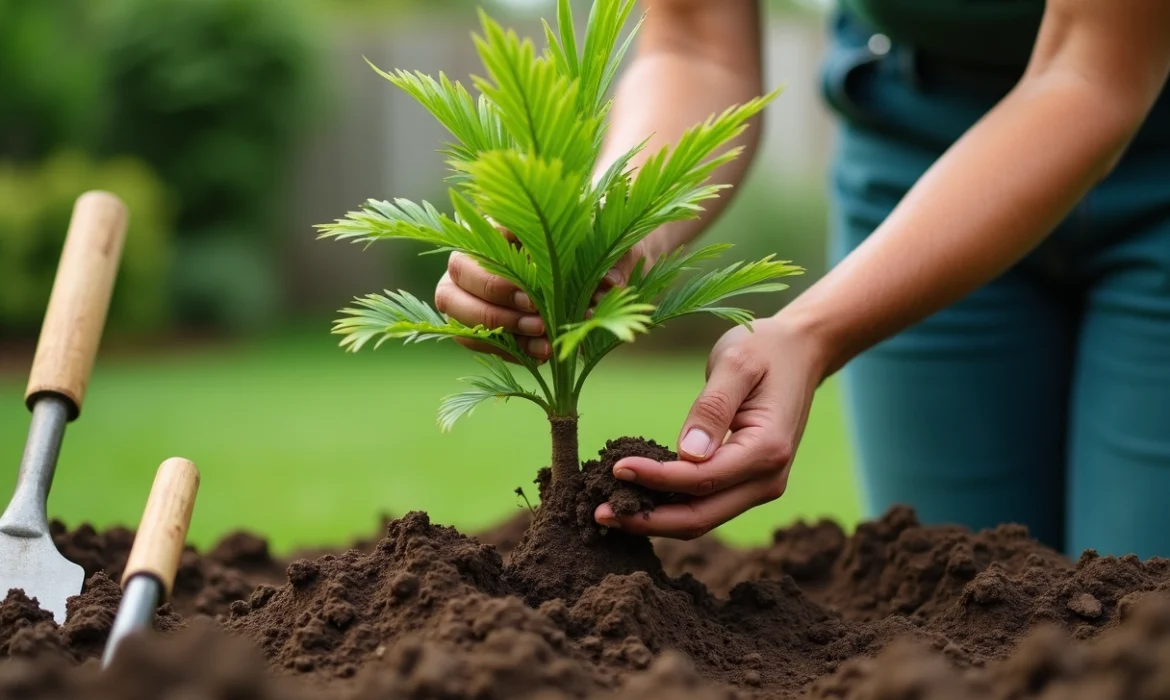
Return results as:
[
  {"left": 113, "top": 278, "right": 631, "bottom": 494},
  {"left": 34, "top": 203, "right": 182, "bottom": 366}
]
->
[
  {"left": 0, "top": 396, "right": 71, "bottom": 538},
  {"left": 101, "top": 575, "right": 160, "bottom": 668}
]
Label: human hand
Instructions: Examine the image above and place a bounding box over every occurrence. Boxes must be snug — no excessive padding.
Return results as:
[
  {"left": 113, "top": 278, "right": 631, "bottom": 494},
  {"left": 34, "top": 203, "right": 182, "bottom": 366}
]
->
[
  {"left": 593, "top": 314, "right": 830, "bottom": 539},
  {"left": 435, "top": 227, "right": 661, "bottom": 363}
]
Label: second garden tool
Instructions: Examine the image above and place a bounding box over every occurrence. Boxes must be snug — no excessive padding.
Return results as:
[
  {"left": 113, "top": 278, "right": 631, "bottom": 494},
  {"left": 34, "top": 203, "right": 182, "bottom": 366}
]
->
[
  {"left": 0, "top": 191, "right": 128, "bottom": 622},
  {"left": 101, "top": 457, "right": 200, "bottom": 668}
]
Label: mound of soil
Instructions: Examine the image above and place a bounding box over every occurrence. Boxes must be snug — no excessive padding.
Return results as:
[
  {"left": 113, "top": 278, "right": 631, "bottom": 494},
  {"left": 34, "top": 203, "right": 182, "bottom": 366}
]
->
[{"left": 0, "top": 436, "right": 1168, "bottom": 700}]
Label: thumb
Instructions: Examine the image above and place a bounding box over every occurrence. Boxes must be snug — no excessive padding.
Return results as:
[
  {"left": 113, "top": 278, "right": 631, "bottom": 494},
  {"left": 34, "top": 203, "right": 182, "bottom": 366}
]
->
[
  {"left": 602, "top": 242, "right": 649, "bottom": 289},
  {"left": 677, "top": 357, "right": 760, "bottom": 462}
]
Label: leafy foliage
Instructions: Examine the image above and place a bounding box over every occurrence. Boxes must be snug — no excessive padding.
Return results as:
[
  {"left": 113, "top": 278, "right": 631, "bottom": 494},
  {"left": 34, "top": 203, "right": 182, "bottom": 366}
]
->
[
  {"left": 320, "top": 0, "right": 802, "bottom": 429},
  {"left": 438, "top": 355, "right": 547, "bottom": 432}
]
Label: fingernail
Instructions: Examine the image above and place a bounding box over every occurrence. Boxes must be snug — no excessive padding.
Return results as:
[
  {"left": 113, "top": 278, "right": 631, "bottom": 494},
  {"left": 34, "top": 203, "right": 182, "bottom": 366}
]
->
[
  {"left": 603, "top": 268, "right": 622, "bottom": 287},
  {"left": 527, "top": 338, "right": 550, "bottom": 358},
  {"left": 614, "top": 467, "right": 635, "bottom": 482},
  {"left": 518, "top": 316, "right": 544, "bottom": 335},
  {"left": 680, "top": 429, "right": 712, "bottom": 458},
  {"left": 595, "top": 503, "right": 618, "bottom": 526},
  {"left": 513, "top": 291, "right": 534, "bottom": 311}
]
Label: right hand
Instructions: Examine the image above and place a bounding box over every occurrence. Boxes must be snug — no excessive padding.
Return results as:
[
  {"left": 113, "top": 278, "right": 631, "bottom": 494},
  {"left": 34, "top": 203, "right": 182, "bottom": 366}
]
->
[{"left": 435, "top": 230, "right": 659, "bottom": 363}]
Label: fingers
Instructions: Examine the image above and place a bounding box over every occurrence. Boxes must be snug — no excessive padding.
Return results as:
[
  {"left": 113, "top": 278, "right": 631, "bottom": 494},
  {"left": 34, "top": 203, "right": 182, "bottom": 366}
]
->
[
  {"left": 436, "top": 273, "right": 544, "bottom": 336},
  {"left": 436, "top": 259, "right": 551, "bottom": 361},
  {"left": 594, "top": 474, "right": 787, "bottom": 540},
  {"left": 597, "top": 240, "right": 654, "bottom": 295},
  {"left": 601, "top": 250, "right": 637, "bottom": 289},
  {"left": 611, "top": 425, "right": 792, "bottom": 497},
  {"left": 676, "top": 348, "right": 766, "bottom": 461},
  {"left": 447, "top": 252, "right": 535, "bottom": 312}
]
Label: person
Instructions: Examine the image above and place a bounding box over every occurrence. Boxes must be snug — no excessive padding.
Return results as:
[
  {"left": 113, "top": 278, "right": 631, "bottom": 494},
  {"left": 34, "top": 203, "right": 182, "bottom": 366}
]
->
[{"left": 434, "top": 0, "right": 1170, "bottom": 558}]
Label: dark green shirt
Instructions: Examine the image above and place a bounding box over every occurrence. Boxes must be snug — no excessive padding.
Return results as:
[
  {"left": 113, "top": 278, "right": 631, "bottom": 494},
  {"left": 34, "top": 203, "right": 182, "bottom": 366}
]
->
[{"left": 840, "top": 0, "right": 1045, "bottom": 68}]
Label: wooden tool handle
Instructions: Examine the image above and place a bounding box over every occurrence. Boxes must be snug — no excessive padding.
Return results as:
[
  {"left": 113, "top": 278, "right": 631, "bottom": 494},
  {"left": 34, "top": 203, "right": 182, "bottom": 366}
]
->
[
  {"left": 25, "top": 191, "right": 129, "bottom": 420},
  {"left": 122, "top": 458, "right": 200, "bottom": 600}
]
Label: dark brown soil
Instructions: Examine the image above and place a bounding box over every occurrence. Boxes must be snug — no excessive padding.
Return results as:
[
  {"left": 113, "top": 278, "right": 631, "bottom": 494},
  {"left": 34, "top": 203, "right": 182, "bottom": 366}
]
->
[
  {"left": 503, "top": 437, "right": 679, "bottom": 605},
  {"left": 0, "top": 436, "right": 1168, "bottom": 700}
]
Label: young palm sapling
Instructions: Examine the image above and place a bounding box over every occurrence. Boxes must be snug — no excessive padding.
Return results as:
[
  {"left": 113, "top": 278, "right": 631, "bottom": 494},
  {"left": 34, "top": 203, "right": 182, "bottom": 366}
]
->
[{"left": 318, "top": 0, "right": 802, "bottom": 491}]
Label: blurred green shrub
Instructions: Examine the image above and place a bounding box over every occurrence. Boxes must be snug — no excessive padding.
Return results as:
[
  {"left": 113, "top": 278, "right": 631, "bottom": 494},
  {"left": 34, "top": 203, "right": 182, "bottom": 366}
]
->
[
  {"left": 0, "top": 0, "right": 106, "bottom": 161},
  {"left": 0, "top": 151, "right": 174, "bottom": 334},
  {"left": 96, "top": 0, "right": 324, "bottom": 331}
]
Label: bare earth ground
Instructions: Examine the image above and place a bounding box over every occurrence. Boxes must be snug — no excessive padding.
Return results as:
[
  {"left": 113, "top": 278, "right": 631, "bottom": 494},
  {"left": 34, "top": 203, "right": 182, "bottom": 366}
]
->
[{"left": 1, "top": 437, "right": 1169, "bottom": 699}]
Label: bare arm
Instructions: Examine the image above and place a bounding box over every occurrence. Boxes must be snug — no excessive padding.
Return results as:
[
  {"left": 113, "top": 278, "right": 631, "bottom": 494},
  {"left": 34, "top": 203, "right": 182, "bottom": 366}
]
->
[
  {"left": 788, "top": 0, "right": 1170, "bottom": 376},
  {"left": 599, "top": 0, "right": 1170, "bottom": 540},
  {"left": 598, "top": 0, "right": 766, "bottom": 258}
]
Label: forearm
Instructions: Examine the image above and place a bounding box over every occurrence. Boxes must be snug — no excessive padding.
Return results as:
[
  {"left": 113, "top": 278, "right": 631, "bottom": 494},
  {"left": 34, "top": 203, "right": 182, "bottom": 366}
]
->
[
  {"left": 595, "top": 0, "right": 765, "bottom": 256},
  {"left": 785, "top": 73, "right": 1151, "bottom": 376}
]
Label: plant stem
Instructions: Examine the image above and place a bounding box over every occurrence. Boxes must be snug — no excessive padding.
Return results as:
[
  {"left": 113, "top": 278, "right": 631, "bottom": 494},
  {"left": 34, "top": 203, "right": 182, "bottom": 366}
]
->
[{"left": 549, "top": 415, "right": 579, "bottom": 483}]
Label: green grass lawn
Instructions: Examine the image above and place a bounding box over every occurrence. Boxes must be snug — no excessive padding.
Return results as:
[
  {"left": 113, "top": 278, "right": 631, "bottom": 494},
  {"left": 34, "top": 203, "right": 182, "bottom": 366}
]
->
[{"left": 0, "top": 330, "right": 860, "bottom": 554}]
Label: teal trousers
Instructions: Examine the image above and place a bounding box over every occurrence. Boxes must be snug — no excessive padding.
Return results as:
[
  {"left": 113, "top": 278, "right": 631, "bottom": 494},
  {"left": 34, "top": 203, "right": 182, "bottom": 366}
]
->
[{"left": 820, "top": 11, "right": 1170, "bottom": 558}]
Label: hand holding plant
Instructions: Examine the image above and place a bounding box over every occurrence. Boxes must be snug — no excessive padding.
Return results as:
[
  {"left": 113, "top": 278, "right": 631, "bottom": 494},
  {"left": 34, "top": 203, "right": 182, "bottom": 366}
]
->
[{"left": 436, "top": 227, "right": 664, "bottom": 363}]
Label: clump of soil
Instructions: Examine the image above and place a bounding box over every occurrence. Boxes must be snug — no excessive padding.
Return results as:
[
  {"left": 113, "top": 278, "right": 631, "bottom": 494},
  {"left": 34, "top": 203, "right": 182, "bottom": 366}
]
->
[
  {"left": 1, "top": 435, "right": 1169, "bottom": 700},
  {"left": 503, "top": 436, "right": 679, "bottom": 605}
]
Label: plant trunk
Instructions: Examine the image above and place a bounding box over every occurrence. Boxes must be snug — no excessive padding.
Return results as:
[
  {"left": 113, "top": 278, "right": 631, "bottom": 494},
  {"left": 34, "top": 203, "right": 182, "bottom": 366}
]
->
[{"left": 549, "top": 416, "right": 579, "bottom": 483}]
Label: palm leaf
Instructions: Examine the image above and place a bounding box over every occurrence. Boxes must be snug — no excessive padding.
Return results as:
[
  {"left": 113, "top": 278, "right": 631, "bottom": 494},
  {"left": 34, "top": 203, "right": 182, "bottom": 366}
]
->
[
  {"left": 437, "top": 355, "right": 548, "bottom": 431},
  {"left": 652, "top": 256, "right": 804, "bottom": 326},
  {"left": 541, "top": 0, "right": 579, "bottom": 79},
  {"left": 586, "top": 90, "right": 781, "bottom": 285},
  {"left": 471, "top": 9, "right": 598, "bottom": 174},
  {"left": 457, "top": 150, "right": 592, "bottom": 314},
  {"left": 317, "top": 195, "right": 538, "bottom": 297},
  {"left": 332, "top": 289, "right": 521, "bottom": 355},
  {"left": 315, "top": 197, "right": 452, "bottom": 249},
  {"left": 577, "top": 0, "right": 639, "bottom": 116},
  {"left": 555, "top": 285, "right": 655, "bottom": 360},
  {"left": 369, "top": 61, "right": 512, "bottom": 166},
  {"left": 630, "top": 243, "right": 735, "bottom": 302}
]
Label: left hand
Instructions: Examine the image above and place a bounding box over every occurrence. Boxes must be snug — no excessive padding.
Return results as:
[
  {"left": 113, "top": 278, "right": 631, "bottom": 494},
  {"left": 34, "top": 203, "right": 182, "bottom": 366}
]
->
[{"left": 593, "top": 313, "right": 830, "bottom": 540}]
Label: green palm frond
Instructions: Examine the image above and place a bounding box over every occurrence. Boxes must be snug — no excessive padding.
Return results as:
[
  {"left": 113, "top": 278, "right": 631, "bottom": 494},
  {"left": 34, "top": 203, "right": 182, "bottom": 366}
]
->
[
  {"left": 582, "top": 89, "right": 782, "bottom": 307},
  {"left": 652, "top": 256, "right": 804, "bottom": 326},
  {"left": 315, "top": 197, "right": 452, "bottom": 248},
  {"left": 581, "top": 0, "right": 641, "bottom": 117},
  {"left": 458, "top": 149, "right": 592, "bottom": 317},
  {"left": 368, "top": 61, "right": 512, "bottom": 168},
  {"left": 333, "top": 289, "right": 519, "bottom": 354},
  {"left": 629, "top": 243, "right": 735, "bottom": 302},
  {"left": 317, "top": 195, "right": 538, "bottom": 296},
  {"left": 555, "top": 285, "right": 655, "bottom": 360},
  {"left": 438, "top": 355, "right": 549, "bottom": 431},
  {"left": 541, "top": 0, "right": 580, "bottom": 80},
  {"left": 471, "top": 9, "right": 598, "bottom": 174}
]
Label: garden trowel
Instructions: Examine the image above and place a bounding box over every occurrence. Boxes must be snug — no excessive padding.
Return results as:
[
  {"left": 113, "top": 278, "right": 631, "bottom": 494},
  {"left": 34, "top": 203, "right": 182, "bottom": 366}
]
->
[
  {"left": 102, "top": 457, "right": 200, "bottom": 668},
  {"left": 0, "top": 191, "right": 128, "bottom": 622}
]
